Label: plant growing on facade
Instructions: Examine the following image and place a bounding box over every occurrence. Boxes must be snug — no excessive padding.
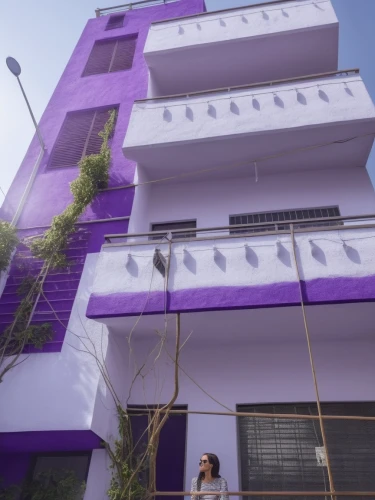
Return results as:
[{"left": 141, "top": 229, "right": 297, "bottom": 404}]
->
[
  {"left": 0, "top": 273, "right": 53, "bottom": 383},
  {"left": 0, "top": 221, "right": 19, "bottom": 273},
  {"left": 0, "top": 110, "right": 116, "bottom": 383},
  {"left": 0, "top": 470, "right": 85, "bottom": 500},
  {"left": 31, "top": 109, "right": 116, "bottom": 268}
]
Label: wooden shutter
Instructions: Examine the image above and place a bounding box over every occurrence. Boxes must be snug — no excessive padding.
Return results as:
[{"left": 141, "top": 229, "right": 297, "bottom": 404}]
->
[
  {"left": 49, "top": 107, "right": 115, "bottom": 168},
  {"left": 49, "top": 110, "right": 95, "bottom": 169},
  {"left": 105, "top": 14, "right": 125, "bottom": 30},
  {"left": 110, "top": 36, "right": 137, "bottom": 72},
  {"left": 83, "top": 36, "right": 137, "bottom": 76},
  {"left": 82, "top": 39, "right": 116, "bottom": 76},
  {"left": 84, "top": 108, "right": 114, "bottom": 156}
]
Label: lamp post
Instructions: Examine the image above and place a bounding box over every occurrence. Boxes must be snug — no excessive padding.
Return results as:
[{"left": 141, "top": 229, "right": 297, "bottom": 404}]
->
[{"left": 6, "top": 56, "right": 45, "bottom": 149}]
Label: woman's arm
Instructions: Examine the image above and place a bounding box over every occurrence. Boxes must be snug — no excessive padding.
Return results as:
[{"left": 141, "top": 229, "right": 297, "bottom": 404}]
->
[
  {"left": 191, "top": 477, "right": 198, "bottom": 500},
  {"left": 219, "top": 478, "right": 229, "bottom": 500}
]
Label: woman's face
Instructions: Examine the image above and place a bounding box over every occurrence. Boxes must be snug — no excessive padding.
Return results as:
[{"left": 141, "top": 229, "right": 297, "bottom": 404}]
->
[{"left": 199, "top": 454, "right": 212, "bottom": 474}]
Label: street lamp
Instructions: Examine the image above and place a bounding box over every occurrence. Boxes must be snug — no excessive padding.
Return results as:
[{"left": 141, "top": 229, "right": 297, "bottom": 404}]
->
[{"left": 6, "top": 56, "right": 45, "bottom": 149}]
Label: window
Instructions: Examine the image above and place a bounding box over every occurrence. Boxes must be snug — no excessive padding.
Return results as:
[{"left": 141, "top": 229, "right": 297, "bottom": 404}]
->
[
  {"left": 82, "top": 35, "right": 137, "bottom": 76},
  {"left": 28, "top": 453, "right": 91, "bottom": 498},
  {"left": 49, "top": 106, "right": 117, "bottom": 169},
  {"left": 150, "top": 220, "right": 197, "bottom": 240},
  {"left": 238, "top": 403, "right": 375, "bottom": 498},
  {"left": 229, "top": 206, "right": 341, "bottom": 234},
  {"left": 105, "top": 14, "right": 125, "bottom": 30}
]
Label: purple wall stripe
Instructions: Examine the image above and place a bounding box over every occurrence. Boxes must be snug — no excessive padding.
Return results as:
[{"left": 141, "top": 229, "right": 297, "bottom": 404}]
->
[
  {"left": 86, "top": 275, "right": 375, "bottom": 319},
  {"left": 0, "top": 430, "right": 102, "bottom": 453}
]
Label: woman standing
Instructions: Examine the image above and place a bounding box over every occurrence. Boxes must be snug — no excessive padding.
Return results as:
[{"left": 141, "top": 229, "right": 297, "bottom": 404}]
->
[{"left": 191, "top": 453, "right": 229, "bottom": 500}]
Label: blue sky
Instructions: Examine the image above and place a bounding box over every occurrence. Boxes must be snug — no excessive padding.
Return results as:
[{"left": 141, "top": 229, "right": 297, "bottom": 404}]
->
[{"left": 1, "top": 0, "right": 375, "bottom": 202}]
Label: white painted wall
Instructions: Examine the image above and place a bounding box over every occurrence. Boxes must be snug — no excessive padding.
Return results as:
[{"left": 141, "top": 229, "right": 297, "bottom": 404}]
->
[
  {"left": 84, "top": 450, "right": 111, "bottom": 500},
  {"left": 128, "top": 167, "right": 152, "bottom": 237},
  {"left": 144, "top": 167, "right": 375, "bottom": 229},
  {"left": 0, "top": 254, "right": 114, "bottom": 439},
  {"left": 124, "top": 75, "right": 374, "bottom": 150},
  {"left": 144, "top": 0, "right": 337, "bottom": 55},
  {"left": 122, "top": 333, "right": 375, "bottom": 500},
  {"left": 92, "top": 224, "right": 375, "bottom": 297},
  {"left": 95, "top": 167, "right": 375, "bottom": 297}
]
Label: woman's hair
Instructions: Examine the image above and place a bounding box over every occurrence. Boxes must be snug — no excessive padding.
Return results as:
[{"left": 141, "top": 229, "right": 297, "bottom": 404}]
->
[{"left": 197, "top": 453, "right": 221, "bottom": 493}]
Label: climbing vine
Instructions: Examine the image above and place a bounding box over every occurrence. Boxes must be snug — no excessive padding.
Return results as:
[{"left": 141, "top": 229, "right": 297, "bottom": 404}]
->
[
  {"left": 31, "top": 109, "right": 116, "bottom": 268},
  {"left": 0, "top": 222, "right": 19, "bottom": 273},
  {"left": 106, "top": 407, "right": 147, "bottom": 500},
  {"left": 0, "top": 109, "right": 117, "bottom": 383}
]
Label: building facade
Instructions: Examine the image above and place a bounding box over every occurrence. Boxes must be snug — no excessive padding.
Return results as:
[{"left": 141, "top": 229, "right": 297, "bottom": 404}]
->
[{"left": 1, "top": 0, "right": 375, "bottom": 498}]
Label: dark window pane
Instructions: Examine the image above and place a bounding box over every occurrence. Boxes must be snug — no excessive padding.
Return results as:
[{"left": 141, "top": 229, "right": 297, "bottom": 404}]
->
[{"left": 106, "top": 14, "right": 125, "bottom": 30}]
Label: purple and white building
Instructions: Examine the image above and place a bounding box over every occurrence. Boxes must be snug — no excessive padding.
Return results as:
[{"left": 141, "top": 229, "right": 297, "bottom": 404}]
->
[{"left": 1, "top": 0, "right": 375, "bottom": 497}]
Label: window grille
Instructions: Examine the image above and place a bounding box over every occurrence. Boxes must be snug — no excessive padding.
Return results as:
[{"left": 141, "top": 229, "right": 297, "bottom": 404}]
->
[
  {"left": 230, "top": 206, "right": 341, "bottom": 234},
  {"left": 238, "top": 402, "right": 375, "bottom": 499}
]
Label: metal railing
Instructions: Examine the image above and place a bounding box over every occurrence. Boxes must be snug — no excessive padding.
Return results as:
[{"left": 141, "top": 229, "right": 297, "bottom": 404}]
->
[
  {"left": 95, "top": 0, "right": 176, "bottom": 17},
  {"left": 134, "top": 68, "right": 360, "bottom": 103},
  {"left": 103, "top": 213, "right": 375, "bottom": 245},
  {"left": 151, "top": 0, "right": 300, "bottom": 25}
]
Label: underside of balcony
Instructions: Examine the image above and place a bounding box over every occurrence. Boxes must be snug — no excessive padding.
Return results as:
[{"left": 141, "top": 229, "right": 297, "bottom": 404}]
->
[
  {"left": 123, "top": 73, "right": 375, "bottom": 181},
  {"left": 145, "top": 0, "right": 339, "bottom": 95}
]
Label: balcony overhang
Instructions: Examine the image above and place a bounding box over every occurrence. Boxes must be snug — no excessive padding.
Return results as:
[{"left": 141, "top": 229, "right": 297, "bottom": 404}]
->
[
  {"left": 87, "top": 218, "right": 375, "bottom": 326},
  {"left": 145, "top": 0, "right": 339, "bottom": 95},
  {"left": 123, "top": 72, "right": 375, "bottom": 181}
]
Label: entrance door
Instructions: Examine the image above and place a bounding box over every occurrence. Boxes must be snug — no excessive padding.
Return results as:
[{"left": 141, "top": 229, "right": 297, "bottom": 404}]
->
[{"left": 129, "top": 405, "right": 187, "bottom": 500}]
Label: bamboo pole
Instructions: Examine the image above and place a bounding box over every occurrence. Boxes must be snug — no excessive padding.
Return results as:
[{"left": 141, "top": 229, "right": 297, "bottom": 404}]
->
[
  {"left": 152, "top": 492, "right": 375, "bottom": 497},
  {"left": 128, "top": 408, "right": 375, "bottom": 423},
  {"left": 290, "top": 224, "right": 336, "bottom": 500}
]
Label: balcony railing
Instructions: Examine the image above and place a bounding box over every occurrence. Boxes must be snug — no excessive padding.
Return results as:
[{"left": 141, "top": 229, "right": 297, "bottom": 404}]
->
[
  {"left": 135, "top": 69, "right": 360, "bottom": 104},
  {"left": 95, "top": 0, "right": 178, "bottom": 17},
  {"left": 150, "top": 0, "right": 310, "bottom": 26},
  {"left": 104, "top": 213, "right": 375, "bottom": 245}
]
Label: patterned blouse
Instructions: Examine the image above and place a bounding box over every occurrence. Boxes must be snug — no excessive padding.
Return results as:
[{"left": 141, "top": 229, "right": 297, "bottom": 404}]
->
[{"left": 191, "top": 477, "right": 229, "bottom": 500}]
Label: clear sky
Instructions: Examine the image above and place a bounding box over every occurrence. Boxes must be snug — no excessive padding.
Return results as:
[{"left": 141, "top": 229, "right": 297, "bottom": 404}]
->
[{"left": 1, "top": 0, "right": 375, "bottom": 203}]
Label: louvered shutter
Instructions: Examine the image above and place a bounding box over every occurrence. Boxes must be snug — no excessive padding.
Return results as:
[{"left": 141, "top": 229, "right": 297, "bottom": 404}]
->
[
  {"left": 84, "top": 109, "right": 113, "bottom": 156},
  {"left": 110, "top": 36, "right": 137, "bottom": 72},
  {"left": 105, "top": 14, "right": 125, "bottom": 30},
  {"left": 238, "top": 403, "right": 375, "bottom": 498},
  {"left": 49, "top": 107, "right": 115, "bottom": 168},
  {"left": 49, "top": 110, "right": 94, "bottom": 169},
  {"left": 82, "top": 39, "right": 116, "bottom": 76}
]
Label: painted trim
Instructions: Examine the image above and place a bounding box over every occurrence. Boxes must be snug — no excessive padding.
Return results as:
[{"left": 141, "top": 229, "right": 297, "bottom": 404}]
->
[
  {"left": 0, "top": 430, "right": 102, "bottom": 454},
  {"left": 86, "top": 275, "right": 375, "bottom": 319}
]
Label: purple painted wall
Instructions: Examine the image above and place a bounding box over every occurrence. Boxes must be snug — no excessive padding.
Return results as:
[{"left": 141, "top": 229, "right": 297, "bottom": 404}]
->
[
  {"left": 0, "top": 0, "right": 205, "bottom": 352},
  {"left": 0, "top": 0, "right": 205, "bottom": 228},
  {"left": 86, "top": 275, "right": 375, "bottom": 319}
]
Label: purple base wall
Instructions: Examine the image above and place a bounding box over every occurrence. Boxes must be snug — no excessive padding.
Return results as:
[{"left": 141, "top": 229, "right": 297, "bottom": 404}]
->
[
  {"left": 86, "top": 275, "right": 375, "bottom": 319},
  {"left": 0, "top": 430, "right": 101, "bottom": 487}
]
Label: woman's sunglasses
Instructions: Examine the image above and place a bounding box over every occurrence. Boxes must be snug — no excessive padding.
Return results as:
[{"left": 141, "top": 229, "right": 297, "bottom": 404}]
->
[{"left": 199, "top": 460, "right": 208, "bottom": 466}]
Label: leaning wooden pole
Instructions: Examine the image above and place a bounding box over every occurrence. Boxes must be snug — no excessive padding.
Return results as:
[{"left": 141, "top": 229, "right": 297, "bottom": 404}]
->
[{"left": 290, "top": 224, "right": 336, "bottom": 500}]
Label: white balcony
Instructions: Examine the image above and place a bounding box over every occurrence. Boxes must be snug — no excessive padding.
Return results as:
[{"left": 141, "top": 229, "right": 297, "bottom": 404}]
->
[
  {"left": 123, "top": 72, "right": 375, "bottom": 181},
  {"left": 145, "top": 0, "right": 339, "bottom": 95},
  {"left": 87, "top": 216, "right": 375, "bottom": 325}
]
